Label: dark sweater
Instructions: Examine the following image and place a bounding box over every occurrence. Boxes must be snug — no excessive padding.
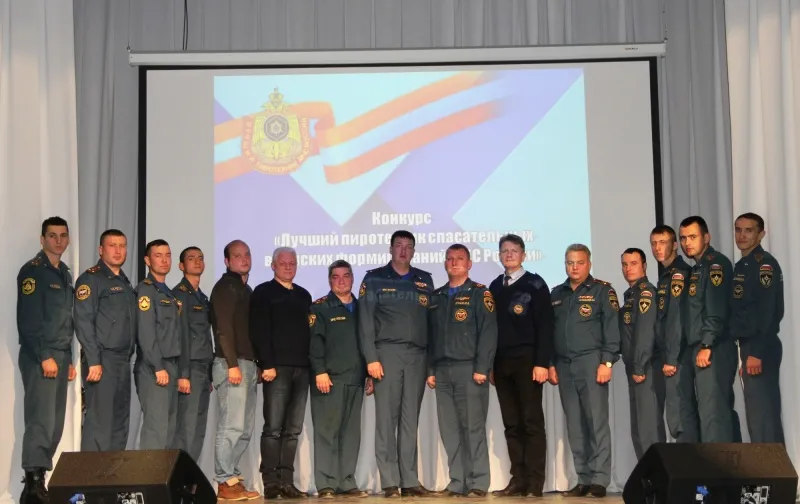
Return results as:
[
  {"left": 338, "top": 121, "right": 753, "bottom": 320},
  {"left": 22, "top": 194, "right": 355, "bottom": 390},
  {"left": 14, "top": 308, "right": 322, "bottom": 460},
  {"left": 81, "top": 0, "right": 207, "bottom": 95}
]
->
[
  {"left": 250, "top": 279, "right": 313, "bottom": 369},
  {"left": 210, "top": 271, "right": 255, "bottom": 368},
  {"left": 489, "top": 271, "right": 554, "bottom": 368}
]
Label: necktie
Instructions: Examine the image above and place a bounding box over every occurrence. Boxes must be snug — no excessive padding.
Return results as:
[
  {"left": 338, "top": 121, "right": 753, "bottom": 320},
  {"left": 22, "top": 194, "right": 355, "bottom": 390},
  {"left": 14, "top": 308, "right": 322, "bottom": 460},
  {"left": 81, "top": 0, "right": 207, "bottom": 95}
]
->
[{"left": 504, "top": 275, "right": 511, "bottom": 287}]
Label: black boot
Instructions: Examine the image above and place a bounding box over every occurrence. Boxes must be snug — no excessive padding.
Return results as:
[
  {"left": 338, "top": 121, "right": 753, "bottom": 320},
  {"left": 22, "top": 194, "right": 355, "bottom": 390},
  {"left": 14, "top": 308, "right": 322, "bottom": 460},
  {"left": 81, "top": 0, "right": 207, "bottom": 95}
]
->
[{"left": 21, "top": 469, "right": 49, "bottom": 504}]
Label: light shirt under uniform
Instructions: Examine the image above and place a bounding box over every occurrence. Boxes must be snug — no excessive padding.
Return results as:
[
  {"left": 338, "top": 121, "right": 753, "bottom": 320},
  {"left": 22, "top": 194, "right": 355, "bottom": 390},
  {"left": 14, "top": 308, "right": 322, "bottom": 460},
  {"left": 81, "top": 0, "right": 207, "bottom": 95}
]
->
[{"left": 504, "top": 267, "right": 526, "bottom": 286}]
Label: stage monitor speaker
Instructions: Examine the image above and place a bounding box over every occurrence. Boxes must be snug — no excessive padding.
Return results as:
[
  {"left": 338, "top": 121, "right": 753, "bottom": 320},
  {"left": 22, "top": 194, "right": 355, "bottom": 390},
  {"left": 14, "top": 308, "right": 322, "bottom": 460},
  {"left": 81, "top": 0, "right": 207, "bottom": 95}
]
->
[
  {"left": 48, "top": 449, "right": 217, "bottom": 504},
  {"left": 623, "top": 443, "right": 797, "bottom": 504}
]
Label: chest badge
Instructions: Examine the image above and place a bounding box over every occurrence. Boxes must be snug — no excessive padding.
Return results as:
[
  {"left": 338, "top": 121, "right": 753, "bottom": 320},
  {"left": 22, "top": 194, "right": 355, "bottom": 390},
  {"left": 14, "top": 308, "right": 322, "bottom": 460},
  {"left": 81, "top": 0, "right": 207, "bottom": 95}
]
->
[
  {"left": 418, "top": 294, "right": 429, "bottom": 307},
  {"left": 658, "top": 297, "right": 665, "bottom": 310},
  {"left": 513, "top": 304, "right": 524, "bottom": 315},
  {"left": 623, "top": 312, "right": 632, "bottom": 325},
  {"left": 579, "top": 304, "right": 592, "bottom": 317},
  {"left": 454, "top": 308, "right": 468, "bottom": 321},
  {"left": 733, "top": 284, "right": 744, "bottom": 299},
  {"left": 689, "top": 283, "right": 697, "bottom": 296}
]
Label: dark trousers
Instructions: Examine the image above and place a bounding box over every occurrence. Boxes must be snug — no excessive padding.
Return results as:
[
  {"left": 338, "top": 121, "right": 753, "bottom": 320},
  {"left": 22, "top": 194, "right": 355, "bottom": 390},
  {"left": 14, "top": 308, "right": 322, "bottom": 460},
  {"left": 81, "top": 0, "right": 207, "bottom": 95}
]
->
[
  {"left": 173, "top": 360, "right": 212, "bottom": 461},
  {"left": 310, "top": 380, "right": 364, "bottom": 492},
  {"left": 435, "top": 362, "right": 490, "bottom": 494},
  {"left": 373, "top": 346, "right": 427, "bottom": 489},
  {"left": 260, "top": 365, "right": 309, "bottom": 486},
  {"left": 689, "top": 341, "right": 739, "bottom": 442},
  {"left": 493, "top": 355, "right": 546, "bottom": 492},
  {"left": 624, "top": 359, "right": 666, "bottom": 459},
  {"left": 20, "top": 348, "right": 70, "bottom": 471},
  {"left": 134, "top": 357, "right": 179, "bottom": 449},
  {"left": 665, "top": 347, "right": 700, "bottom": 442},
  {"left": 81, "top": 351, "right": 131, "bottom": 451},
  {"left": 741, "top": 337, "right": 784, "bottom": 443}
]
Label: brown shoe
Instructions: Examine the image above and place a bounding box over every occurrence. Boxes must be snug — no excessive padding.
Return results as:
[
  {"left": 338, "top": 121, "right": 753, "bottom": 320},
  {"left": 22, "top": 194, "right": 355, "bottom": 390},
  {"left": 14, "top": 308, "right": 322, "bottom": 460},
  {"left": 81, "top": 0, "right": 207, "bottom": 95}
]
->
[
  {"left": 218, "top": 481, "right": 248, "bottom": 501},
  {"left": 235, "top": 482, "right": 261, "bottom": 500}
]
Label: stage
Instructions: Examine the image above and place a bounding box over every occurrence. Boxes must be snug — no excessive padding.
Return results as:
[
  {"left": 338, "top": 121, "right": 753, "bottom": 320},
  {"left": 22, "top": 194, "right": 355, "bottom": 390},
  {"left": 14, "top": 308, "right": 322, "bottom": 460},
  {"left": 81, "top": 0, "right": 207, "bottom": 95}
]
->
[{"left": 245, "top": 494, "right": 623, "bottom": 503}]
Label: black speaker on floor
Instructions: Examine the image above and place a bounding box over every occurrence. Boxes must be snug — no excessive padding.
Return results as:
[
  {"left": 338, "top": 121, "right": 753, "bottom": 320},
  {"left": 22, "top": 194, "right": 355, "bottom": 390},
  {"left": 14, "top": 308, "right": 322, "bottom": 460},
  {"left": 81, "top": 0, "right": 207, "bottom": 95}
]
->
[
  {"left": 48, "top": 449, "right": 217, "bottom": 504},
  {"left": 623, "top": 443, "right": 797, "bottom": 504}
]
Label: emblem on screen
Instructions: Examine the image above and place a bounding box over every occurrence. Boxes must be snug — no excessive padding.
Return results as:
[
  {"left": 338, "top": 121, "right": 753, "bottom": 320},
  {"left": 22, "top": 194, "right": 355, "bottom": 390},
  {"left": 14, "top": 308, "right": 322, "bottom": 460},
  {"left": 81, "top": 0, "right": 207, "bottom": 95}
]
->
[{"left": 242, "top": 88, "right": 312, "bottom": 174}]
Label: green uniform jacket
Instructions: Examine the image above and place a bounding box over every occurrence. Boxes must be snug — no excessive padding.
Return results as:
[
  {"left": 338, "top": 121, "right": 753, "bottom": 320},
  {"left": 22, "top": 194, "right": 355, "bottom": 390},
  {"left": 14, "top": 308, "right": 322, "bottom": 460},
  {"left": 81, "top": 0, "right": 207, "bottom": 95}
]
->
[
  {"left": 551, "top": 276, "right": 620, "bottom": 364},
  {"left": 655, "top": 256, "right": 691, "bottom": 366},
  {"left": 16, "top": 250, "right": 74, "bottom": 361},
  {"left": 135, "top": 274, "right": 190, "bottom": 378},
  {"left": 173, "top": 277, "right": 214, "bottom": 362},
  {"left": 73, "top": 260, "right": 137, "bottom": 366},
  {"left": 731, "top": 245, "right": 784, "bottom": 359},
  {"left": 683, "top": 246, "right": 733, "bottom": 346},
  {"left": 620, "top": 277, "right": 657, "bottom": 376},
  {"left": 428, "top": 279, "right": 498, "bottom": 376},
  {"left": 357, "top": 262, "right": 434, "bottom": 363},
  {"left": 309, "top": 291, "right": 365, "bottom": 385}
]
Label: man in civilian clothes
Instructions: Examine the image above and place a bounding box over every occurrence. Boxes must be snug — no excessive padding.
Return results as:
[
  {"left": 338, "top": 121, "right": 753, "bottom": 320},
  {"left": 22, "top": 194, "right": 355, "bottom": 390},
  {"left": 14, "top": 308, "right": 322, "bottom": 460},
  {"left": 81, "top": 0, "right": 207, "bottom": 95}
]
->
[
  {"left": 209, "top": 240, "right": 260, "bottom": 501},
  {"left": 251, "top": 247, "right": 313, "bottom": 499},
  {"left": 489, "top": 234, "right": 553, "bottom": 498},
  {"left": 172, "top": 247, "right": 214, "bottom": 461}
]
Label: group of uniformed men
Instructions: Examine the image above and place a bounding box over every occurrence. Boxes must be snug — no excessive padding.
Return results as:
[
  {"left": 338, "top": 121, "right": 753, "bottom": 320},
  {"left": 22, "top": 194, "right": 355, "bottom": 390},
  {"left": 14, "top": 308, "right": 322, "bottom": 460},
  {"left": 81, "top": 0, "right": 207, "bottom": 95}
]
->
[{"left": 16, "top": 214, "right": 783, "bottom": 503}]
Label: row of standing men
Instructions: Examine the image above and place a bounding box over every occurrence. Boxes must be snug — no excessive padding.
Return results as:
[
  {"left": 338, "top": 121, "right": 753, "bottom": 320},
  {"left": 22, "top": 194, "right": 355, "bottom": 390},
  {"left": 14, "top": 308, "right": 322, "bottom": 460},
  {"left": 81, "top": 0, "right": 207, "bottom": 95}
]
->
[{"left": 15, "top": 214, "right": 783, "bottom": 502}]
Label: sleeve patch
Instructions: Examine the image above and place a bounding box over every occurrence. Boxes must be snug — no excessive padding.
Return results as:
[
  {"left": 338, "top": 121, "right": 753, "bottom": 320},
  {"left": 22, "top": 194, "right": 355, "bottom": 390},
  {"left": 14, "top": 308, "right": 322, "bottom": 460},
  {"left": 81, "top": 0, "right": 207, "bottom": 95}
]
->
[
  {"left": 640, "top": 290, "right": 653, "bottom": 298},
  {"left": 76, "top": 284, "right": 91, "bottom": 301},
  {"left": 359, "top": 282, "right": 366, "bottom": 297},
  {"left": 639, "top": 298, "right": 652, "bottom": 314},
  {"left": 309, "top": 313, "right": 316, "bottom": 327},
  {"left": 608, "top": 289, "right": 619, "bottom": 311},
  {"left": 671, "top": 272, "right": 685, "bottom": 280},
  {"left": 21, "top": 277, "right": 35, "bottom": 295},
  {"left": 138, "top": 296, "right": 151, "bottom": 311}
]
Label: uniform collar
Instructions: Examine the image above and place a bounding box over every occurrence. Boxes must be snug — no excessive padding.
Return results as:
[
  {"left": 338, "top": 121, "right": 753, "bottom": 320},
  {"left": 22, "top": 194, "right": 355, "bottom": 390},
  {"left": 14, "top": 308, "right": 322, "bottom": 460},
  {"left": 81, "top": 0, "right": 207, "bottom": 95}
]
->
[
  {"left": 625, "top": 276, "right": 649, "bottom": 294},
  {"left": 147, "top": 272, "right": 172, "bottom": 296},
  {"left": 563, "top": 274, "right": 593, "bottom": 290},
  {"left": 696, "top": 245, "right": 717, "bottom": 265},
  {"left": 178, "top": 276, "right": 197, "bottom": 294},
  {"left": 326, "top": 290, "right": 355, "bottom": 308},
  {"left": 439, "top": 278, "right": 474, "bottom": 294},
  {"left": 381, "top": 262, "right": 423, "bottom": 281},
  {"left": 98, "top": 259, "right": 128, "bottom": 282},
  {"left": 36, "top": 249, "right": 69, "bottom": 272},
  {"left": 742, "top": 244, "right": 765, "bottom": 260}
]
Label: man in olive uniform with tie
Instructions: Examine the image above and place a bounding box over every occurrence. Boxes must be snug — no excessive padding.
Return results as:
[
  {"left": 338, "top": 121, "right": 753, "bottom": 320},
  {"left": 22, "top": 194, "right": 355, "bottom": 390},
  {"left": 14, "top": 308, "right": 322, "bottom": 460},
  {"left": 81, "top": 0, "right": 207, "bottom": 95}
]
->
[
  {"left": 358, "top": 230, "right": 435, "bottom": 498},
  {"left": 17, "top": 217, "right": 77, "bottom": 504},
  {"left": 427, "top": 245, "right": 497, "bottom": 498},
  {"left": 679, "top": 216, "right": 739, "bottom": 442},
  {"left": 549, "top": 244, "right": 619, "bottom": 499},
  {"left": 73, "top": 229, "right": 137, "bottom": 452},
  {"left": 172, "top": 246, "right": 215, "bottom": 461},
  {"left": 731, "top": 213, "right": 785, "bottom": 443},
  {"left": 619, "top": 248, "right": 665, "bottom": 459},
  {"left": 135, "top": 239, "right": 190, "bottom": 449},
  {"left": 309, "top": 260, "right": 372, "bottom": 498},
  {"left": 650, "top": 225, "right": 699, "bottom": 443}
]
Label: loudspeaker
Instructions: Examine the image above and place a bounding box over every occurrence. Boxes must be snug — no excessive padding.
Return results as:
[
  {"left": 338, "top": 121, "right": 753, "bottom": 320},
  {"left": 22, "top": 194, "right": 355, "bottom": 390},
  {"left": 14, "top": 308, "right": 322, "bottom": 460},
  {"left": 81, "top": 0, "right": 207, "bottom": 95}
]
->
[
  {"left": 48, "top": 449, "right": 217, "bottom": 504},
  {"left": 623, "top": 443, "right": 798, "bottom": 504}
]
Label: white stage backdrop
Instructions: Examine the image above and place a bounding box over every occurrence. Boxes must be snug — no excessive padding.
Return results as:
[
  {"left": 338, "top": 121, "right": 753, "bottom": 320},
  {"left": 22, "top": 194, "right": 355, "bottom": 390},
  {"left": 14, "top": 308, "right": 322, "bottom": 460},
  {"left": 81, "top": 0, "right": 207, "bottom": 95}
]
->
[
  {"left": 0, "top": 1, "right": 81, "bottom": 502},
  {"left": 139, "top": 48, "right": 662, "bottom": 494}
]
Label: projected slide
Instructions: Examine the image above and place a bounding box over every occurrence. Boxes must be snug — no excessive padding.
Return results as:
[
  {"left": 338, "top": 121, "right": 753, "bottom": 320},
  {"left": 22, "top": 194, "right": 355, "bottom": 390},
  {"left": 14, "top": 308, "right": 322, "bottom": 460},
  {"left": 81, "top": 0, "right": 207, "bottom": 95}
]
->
[{"left": 211, "top": 68, "right": 589, "bottom": 290}]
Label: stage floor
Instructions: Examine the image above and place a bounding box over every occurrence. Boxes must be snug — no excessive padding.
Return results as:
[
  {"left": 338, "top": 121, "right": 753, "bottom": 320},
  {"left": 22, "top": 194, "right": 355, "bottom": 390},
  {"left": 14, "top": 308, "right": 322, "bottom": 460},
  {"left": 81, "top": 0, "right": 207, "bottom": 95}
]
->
[{"left": 246, "top": 494, "right": 623, "bottom": 503}]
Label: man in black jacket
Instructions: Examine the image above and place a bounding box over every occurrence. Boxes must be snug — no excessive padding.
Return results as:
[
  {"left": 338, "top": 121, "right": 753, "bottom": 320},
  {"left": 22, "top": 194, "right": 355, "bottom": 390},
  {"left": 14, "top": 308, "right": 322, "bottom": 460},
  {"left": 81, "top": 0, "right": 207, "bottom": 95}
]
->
[
  {"left": 251, "top": 246, "right": 312, "bottom": 499},
  {"left": 489, "top": 234, "right": 554, "bottom": 498}
]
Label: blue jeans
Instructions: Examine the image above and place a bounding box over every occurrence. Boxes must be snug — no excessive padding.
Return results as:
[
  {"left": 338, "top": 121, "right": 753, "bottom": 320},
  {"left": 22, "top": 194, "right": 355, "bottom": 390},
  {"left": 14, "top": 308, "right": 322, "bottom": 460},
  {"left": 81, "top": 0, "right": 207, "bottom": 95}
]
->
[{"left": 212, "top": 357, "right": 258, "bottom": 484}]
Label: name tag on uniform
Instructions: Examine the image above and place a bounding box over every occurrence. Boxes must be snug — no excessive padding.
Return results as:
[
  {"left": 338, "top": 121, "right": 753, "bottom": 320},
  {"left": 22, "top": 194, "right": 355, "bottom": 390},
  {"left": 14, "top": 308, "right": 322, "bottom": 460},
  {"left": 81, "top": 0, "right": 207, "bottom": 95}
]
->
[
  {"left": 454, "top": 296, "right": 470, "bottom": 306},
  {"left": 552, "top": 300, "right": 562, "bottom": 306},
  {"left": 578, "top": 295, "right": 595, "bottom": 302},
  {"left": 330, "top": 316, "right": 346, "bottom": 322},
  {"left": 49, "top": 284, "right": 61, "bottom": 289},
  {"left": 109, "top": 286, "right": 124, "bottom": 292},
  {"left": 192, "top": 305, "right": 204, "bottom": 311},
  {"left": 160, "top": 299, "right": 172, "bottom": 305},
  {"left": 382, "top": 288, "right": 396, "bottom": 292}
]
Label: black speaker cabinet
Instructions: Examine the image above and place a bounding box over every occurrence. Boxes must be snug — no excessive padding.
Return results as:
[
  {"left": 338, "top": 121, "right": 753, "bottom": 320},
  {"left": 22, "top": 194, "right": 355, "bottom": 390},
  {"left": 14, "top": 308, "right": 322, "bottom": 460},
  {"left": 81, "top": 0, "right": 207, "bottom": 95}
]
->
[
  {"left": 623, "top": 443, "right": 798, "bottom": 504},
  {"left": 48, "top": 449, "right": 217, "bottom": 504}
]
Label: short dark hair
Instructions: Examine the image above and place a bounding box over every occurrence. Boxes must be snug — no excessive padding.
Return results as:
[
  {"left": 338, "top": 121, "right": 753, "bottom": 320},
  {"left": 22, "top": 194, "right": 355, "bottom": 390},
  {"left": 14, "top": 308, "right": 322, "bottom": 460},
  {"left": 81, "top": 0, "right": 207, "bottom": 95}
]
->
[
  {"left": 679, "top": 215, "right": 709, "bottom": 235},
  {"left": 499, "top": 233, "right": 525, "bottom": 252},
  {"left": 446, "top": 243, "right": 470, "bottom": 259},
  {"left": 145, "top": 239, "right": 169, "bottom": 256},
  {"left": 179, "top": 246, "right": 202, "bottom": 263},
  {"left": 223, "top": 239, "right": 247, "bottom": 260},
  {"left": 328, "top": 259, "right": 353, "bottom": 278},
  {"left": 390, "top": 230, "right": 415, "bottom": 247},
  {"left": 650, "top": 225, "right": 676, "bottom": 242},
  {"left": 99, "top": 229, "right": 126, "bottom": 246},
  {"left": 622, "top": 247, "right": 647, "bottom": 263},
  {"left": 735, "top": 212, "right": 765, "bottom": 232},
  {"left": 41, "top": 216, "right": 68, "bottom": 237}
]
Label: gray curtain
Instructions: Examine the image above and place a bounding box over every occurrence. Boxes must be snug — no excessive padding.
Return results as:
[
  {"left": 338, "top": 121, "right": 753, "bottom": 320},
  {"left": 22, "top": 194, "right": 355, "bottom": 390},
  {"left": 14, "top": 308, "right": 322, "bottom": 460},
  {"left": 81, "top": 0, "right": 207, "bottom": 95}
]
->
[{"left": 72, "top": 0, "right": 733, "bottom": 493}]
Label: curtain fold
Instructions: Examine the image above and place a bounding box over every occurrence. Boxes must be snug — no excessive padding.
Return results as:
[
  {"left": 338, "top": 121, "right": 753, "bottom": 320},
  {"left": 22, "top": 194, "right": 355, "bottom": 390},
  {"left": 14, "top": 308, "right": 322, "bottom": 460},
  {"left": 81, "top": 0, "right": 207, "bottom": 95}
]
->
[
  {"left": 69, "top": 0, "right": 734, "bottom": 496},
  {"left": 0, "top": 1, "right": 80, "bottom": 501}
]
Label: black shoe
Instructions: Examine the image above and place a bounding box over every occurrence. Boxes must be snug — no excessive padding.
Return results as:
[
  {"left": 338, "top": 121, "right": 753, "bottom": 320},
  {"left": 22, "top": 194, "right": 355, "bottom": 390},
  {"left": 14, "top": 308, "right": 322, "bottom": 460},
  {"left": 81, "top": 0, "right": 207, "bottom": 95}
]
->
[
  {"left": 264, "top": 484, "right": 283, "bottom": 499},
  {"left": 280, "top": 484, "right": 308, "bottom": 499},
  {"left": 437, "top": 490, "right": 463, "bottom": 497},
  {"left": 401, "top": 486, "right": 432, "bottom": 497},
  {"left": 383, "top": 487, "right": 400, "bottom": 498},
  {"left": 588, "top": 485, "right": 606, "bottom": 498},
  {"left": 339, "top": 489, "right": 368, "bottom": 498},
  {"left": 491, "top": 481, "right": 527, "bottom": 497},
  {"left": 21, "top": 469, "right": 48, "bottom": 504},
  {"left": 525, "top": 486, "right": 544, "bottom": 498},
  {"left": 467, "top": 489, "right": 486, "bottom": 497},
  {"left": 562, "top": 484, "right": 590, "bottom": 497},
  {"left": 317, "top": 488, "right": 335, "bottom": 499}
]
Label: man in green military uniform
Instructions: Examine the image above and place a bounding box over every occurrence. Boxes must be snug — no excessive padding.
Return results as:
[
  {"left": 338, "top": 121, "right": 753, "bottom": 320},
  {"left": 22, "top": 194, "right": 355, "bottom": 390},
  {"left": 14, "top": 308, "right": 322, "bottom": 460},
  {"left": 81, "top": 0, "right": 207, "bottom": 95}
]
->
[
  {"left": 731, "top": 212, "right": 784, "bottom": 443},
  {"left": 73, "top": 229, "right": 136, "bottom": 452},
  {"left": 650, "top": 225, "right": 699, "bottom": 443},
  {"left": 427, "top": 244, "right": 497, "bottom": 498},
  {"left": 172, "top": 246, "right": 215, "bottom": 461},
  {"left": 134, "top": 239, "right": 190, "bottom": 449},
  {"left": 549, "top": 244, "right": 619, "bottom": 499},
  {"left": 619, "top": 248, "right": 665, "bottom": 459},
  {"left": 17, "top": 216, "right": 77, "bottom": 504},
  {"left": 678, "top": 216, "right": 739, "bottom": 442},
  {"left": 309, "top": 260, "right": 372, "bottom": 499},
  {"left": 358, "top": 230, "right": 434, "bottom": 498}
]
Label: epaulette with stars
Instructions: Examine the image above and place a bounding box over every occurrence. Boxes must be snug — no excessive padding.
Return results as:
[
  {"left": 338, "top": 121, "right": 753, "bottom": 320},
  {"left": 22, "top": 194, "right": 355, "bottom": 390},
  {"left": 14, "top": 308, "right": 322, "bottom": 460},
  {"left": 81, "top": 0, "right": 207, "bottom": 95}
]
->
[
  {"left": 313, "top": 296, "right": 328, "bottom": 304},
  {"left": 474, "top": 282, "right": 486, "bottom": 289},
  {"left": 142, "top": 279, "right": 153, "bottom": 285},
  {"left": 86, "top": 265, "right": 101, "bottom": 274},
  {"left": 30, "top": 257, "right": 42, "bottom": 266},
  {"left": 593, "top": 278, "right": 611, "bottom": 286},
  {"left": 178, "top": 284, "right": 189, "bottom": 292}
]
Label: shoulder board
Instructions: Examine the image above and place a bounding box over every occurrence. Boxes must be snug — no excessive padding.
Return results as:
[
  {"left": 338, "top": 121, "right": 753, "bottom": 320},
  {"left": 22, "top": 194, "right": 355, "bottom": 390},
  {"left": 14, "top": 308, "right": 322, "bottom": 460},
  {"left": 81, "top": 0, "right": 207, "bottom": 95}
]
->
[
  {"left": 474, "top": 282, "right": 485, "bottom": 289},
  {"left": 29, "top": 257, "right": 42, "bottom": 266},
  {"left": 142, "top": 279, "right": 153, "bottom": 285},
  {"left": 86, "top": 265, "right": 101, "bottom": 274},
  {"left": 754, "top": 252, "right": 764, "bottom": 263},
  {"left": 313, "top": 296, "right": 328, "bottom": 304},
  {"left": 639, "top": 282, "right": 648, "bottom": 290},
  {"left": 593, "top": 278, "right": 611, "bottom": 286},
  {"left": 178, "top": 284, "right": 189, "bottom": 292},
  {"left": 705, "top": 254, "right": 714, "bottom": 261},
  {"left": 412, "top": 266, "right": 432, "bottom": 277}
]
